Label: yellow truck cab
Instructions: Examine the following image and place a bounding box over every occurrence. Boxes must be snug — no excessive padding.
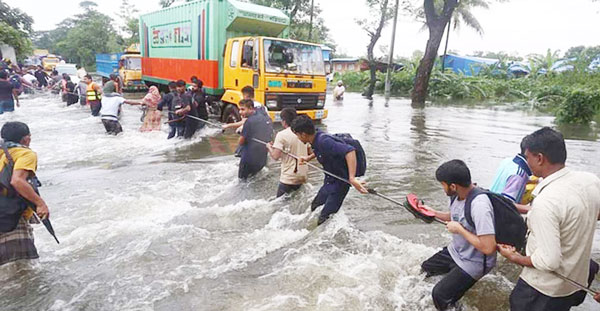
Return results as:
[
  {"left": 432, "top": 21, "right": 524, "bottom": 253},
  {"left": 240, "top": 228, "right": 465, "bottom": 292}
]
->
[
  {"left": 118, "top": 53, "right": 145, "bottom": 91},
  {"left": 42, "top": 54, "right": 60, "bottom": 71},
  {"left": 222, "top": 37, "right": 328, "bottom": 122}
]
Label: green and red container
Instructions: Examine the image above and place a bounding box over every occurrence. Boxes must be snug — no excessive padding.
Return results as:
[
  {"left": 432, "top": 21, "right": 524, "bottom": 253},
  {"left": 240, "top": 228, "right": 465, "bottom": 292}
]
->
[{"left": 139, "top": 0, "right": 290, "bottom": 95}]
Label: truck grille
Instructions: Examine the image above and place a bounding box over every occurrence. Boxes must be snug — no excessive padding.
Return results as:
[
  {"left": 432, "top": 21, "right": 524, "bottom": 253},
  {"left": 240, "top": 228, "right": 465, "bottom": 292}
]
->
[{"left": 278, "top": 94, "right": 318, "bottom": 110}]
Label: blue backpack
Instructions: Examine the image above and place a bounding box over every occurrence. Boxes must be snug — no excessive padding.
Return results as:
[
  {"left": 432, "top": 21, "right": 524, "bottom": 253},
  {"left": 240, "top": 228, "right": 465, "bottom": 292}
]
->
[{"left": 330, "top": 133, "right": 367, "bottom": 177}]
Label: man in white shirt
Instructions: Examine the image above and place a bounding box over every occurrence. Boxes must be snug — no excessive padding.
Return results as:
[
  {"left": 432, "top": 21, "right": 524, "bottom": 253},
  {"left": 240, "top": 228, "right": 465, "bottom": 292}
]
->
[
  {"left": 333, "top": 80, "right": 345, "bottom": 101},
  {"left": 99, "top": 83, "right": 142, "bottom": 135},
  {"left": 267, "top": 108, "right": 310, "bottom": 197},
  {"left": 498, "top": 127, "right": 600, "bottom": 311}
]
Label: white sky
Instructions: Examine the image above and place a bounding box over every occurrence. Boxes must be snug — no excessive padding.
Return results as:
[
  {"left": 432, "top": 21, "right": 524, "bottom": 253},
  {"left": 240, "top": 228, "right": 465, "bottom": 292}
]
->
[{"left": 6, "top": 0, "right": 600, "bottom": 58}]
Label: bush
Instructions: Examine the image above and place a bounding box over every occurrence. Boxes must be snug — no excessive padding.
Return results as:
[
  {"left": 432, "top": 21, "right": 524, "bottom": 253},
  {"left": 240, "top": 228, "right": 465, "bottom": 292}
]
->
[
  {"left": 556, "top": 89, "right": 600, "bottom": 124},
  {"left": 335, "top": 66, "right": 600, "bottom": 124}
]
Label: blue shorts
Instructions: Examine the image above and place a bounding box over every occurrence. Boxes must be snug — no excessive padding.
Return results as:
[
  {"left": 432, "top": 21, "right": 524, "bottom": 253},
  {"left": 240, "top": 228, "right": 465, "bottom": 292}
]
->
[{"left": 0, "top": 99, "right": 15, "bottom": 113}]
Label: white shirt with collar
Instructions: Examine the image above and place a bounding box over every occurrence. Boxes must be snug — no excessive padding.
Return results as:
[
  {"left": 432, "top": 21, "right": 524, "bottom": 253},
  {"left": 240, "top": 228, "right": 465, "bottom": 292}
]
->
[{"left": 521, "top": 167, "right": 600, "bottom": 297}]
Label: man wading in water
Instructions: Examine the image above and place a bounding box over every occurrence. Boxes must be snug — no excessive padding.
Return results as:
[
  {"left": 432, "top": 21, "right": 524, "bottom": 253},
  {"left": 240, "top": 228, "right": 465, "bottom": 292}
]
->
[
  {"left": 267, "top": 108, "right": 310, "bottom": 197},
  {"left": 421, "top": 160, "right": 497, "bottom": 310},
  {"left": 237, "top": 99, "right": 273, "bottom": 179},
  {"left": 291, "top": 115, "right": 368, "bottom": 225},
  {"left": 0, "top": 122, "right": 50, "bottom": 267}
]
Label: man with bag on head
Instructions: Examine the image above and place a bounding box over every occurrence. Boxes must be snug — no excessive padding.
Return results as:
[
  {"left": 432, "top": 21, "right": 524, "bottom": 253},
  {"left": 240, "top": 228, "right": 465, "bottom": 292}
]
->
[
  {"left": 291, "top": 115, "right": 368, "bottom": 225},
  {"left": 0, "top": 122, "right": 50, "bottom": 266}
]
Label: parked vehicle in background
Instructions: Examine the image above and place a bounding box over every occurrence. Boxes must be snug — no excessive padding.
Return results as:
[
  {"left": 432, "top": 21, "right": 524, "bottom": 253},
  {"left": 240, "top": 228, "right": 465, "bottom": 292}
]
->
[
  {"left": 139, "top": 0, "right": 328, "bottom": 123},
  {"left": 42, "top": 54, "right": 61, "bottom": 71}
]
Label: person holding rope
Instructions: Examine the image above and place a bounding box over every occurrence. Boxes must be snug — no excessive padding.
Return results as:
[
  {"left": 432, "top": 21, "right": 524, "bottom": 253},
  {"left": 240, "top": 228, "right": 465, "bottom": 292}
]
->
[
  {"left": 0, "top": 122, "right": 49, "bottom": 267},
  {"left": 420, "top": 159, "right": 497, "bottom": 310},
  {"left": 266, "top": 108, "right": 310, "bottom": 197},
  {"left": 497, "top": 127, "right": 600, "bottom": 311},
  {"left": 157, "top": 81, "right": 183, "bottom": 139},
  {"left": 99, "top": 83, "right": 143, "bottom": 135},
  {"left": 237, "top": 99, "right": 272, "bottom": 180},
  {"left": 291, "top": 115, "right": 368, "bottom": 225}
]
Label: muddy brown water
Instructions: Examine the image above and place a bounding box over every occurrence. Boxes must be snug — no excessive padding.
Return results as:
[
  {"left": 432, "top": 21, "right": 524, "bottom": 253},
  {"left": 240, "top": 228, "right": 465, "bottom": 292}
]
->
[{"left": 0, "top": 91, "right": 598, "bottom": 311}]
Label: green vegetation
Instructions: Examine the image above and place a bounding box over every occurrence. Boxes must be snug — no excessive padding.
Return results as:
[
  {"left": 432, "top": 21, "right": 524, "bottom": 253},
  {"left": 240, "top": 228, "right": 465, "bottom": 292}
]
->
[
  {"left": 33, "top": 1, "right": 136, "bottom": 70},
  {"left": 0, "top": 0, "right": 33, "bottom": 61},
  {"left": 336, "top": 59, "right": 600, "bottom": 124}
]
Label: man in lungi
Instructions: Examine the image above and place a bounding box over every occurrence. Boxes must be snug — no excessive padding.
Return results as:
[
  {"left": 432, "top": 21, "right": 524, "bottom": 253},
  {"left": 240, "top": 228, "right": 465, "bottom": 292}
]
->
[{"left": 0, "top": 121, "right": 50, "bottom": 267}]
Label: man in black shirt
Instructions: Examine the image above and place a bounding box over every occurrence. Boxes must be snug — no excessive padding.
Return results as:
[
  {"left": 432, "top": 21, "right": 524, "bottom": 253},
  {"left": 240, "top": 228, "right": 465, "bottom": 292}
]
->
[
  {"left": 180, "top": 80, "right": 208, "bottom": 139},
  {"left": 157, "top": 81, "right": 184, "bottom": 139},
  {"left": 238, "top": 99, "right": 273, "bottom": 179},
  {"left": 0, "top": 70, "right": 19, "bottom": 114}
]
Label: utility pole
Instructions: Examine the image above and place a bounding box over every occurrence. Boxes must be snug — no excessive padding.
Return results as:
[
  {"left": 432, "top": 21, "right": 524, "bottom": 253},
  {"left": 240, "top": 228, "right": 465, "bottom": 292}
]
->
[
  {"left": 384, "top": 0, "right": 399, "bottom": 100},
  {"left": 308, "top": 0, "right": 315, "bottom": 41},
  {"left": 441, "top": 17, "right": 451, "bottom": 71}
]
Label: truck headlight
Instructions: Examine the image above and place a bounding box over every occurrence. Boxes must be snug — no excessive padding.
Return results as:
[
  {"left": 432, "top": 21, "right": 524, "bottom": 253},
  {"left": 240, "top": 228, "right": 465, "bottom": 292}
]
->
[
  {"left": 267, "top": 100, "right": 278, "bottom": 109},
  {"left": 317, "top": 95, "right": 326, "bottom": 107}
]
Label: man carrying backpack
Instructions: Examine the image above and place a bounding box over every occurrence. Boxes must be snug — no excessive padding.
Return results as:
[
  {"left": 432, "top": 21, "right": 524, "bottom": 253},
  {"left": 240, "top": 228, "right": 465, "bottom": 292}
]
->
[
  {"left": 498, "top": 127, "right": 600, "bottom": 311},
  {"left": 0, "top": 122, "right": 50, "bottom": 266},
  {"left": 291, "top": 115, "right": 368, "bottom": 225},
  {"left": 421, "top": 159, "right": 498, "bottom": 310}
]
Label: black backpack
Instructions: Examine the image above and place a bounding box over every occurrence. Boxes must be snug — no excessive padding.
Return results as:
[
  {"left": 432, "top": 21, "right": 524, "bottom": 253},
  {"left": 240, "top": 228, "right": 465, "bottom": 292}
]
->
[
  {"left": 9, "top": 75, "right": 22, "bottom": 90},
  {"left": 463, "top": 187, "right": 527, "bottom": 252},
  {"left": 330, "top": 133, "right": 367, "bottom": 177},
  {"left": 0, "top": 144, "right": 29, "bottom": 232}
]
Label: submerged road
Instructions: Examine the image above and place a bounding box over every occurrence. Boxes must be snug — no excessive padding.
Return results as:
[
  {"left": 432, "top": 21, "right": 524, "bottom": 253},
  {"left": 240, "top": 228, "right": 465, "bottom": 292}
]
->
[{"left": 0, "top": 91, "right": 598, "bottom": 310}]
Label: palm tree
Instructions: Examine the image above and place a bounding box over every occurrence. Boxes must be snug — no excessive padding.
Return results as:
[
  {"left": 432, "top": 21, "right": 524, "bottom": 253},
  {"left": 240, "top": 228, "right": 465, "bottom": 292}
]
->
[
  {"left": 412, "top": 0, "right": 503, "bottom": 107},
  {"left": 441, "top": 0, "right": 488, "bottom": 70}
]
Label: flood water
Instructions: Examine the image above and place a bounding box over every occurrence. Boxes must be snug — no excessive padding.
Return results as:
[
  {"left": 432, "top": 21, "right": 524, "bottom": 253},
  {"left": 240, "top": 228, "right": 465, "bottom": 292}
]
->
[{"left": 1, "top": 91, "right": 599, "bottom": 311}]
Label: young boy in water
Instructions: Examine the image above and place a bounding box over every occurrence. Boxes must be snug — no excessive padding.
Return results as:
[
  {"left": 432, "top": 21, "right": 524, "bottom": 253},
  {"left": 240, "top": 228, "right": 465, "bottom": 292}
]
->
[
  {"left": 421, "top": 160, "right": 497, "bottom": 310},
  {"left": 292, "top": 115, "right": 368, "bottom": 225}
]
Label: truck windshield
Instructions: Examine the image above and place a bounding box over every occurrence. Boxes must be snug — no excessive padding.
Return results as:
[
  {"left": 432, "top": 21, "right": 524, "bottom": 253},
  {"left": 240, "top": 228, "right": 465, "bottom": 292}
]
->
[
  {"left": 264, "top": 40, "right": 325, "bottom": 75},
  {"left": 125, "top": 58, "right": 142, "bottom": 70}
]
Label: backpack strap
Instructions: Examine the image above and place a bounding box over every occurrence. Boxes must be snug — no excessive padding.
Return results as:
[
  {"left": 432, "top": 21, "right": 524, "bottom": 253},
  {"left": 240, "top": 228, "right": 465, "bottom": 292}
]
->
[
  {"left": 464, "top": 186, "right": 490, "bottom": 276},
  {"left": 464, "top": 187, "right": 486, "bottom": 229},
  {"left": 1, "top": 143, "right": 17, "bottom": 197}
]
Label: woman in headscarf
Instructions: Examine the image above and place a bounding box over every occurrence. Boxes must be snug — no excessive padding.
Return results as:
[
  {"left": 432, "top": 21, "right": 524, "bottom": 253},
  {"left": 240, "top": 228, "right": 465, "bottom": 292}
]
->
[{"left": 140, "top": 86, "right": 162, "bottom": 131}]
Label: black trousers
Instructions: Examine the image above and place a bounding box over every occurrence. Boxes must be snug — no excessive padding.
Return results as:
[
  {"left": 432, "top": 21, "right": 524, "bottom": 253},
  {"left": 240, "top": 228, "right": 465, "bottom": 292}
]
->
[
  {"left": 509, "top": 260, "right": 599, "bottom": 311},
  {"left": 167, "top": 123, "right": 185, "bottom": 139},
  {"left": 276, "top": 183, "right": 302, "bottom": 197},
  {"left": 421, "top": 247, "right": 478, "bottom": 310},
  {"left": 238, "top": 161, "right": 264, "bottom": 180},
  {"left": 311, "top": 183, "right": 350, "bottom": 225},
  {"left": 90, "top": 101, "right": 101, "bottom": 116},
  {"left": 102, "top": 119, "right": 123, "bottom": 135}
]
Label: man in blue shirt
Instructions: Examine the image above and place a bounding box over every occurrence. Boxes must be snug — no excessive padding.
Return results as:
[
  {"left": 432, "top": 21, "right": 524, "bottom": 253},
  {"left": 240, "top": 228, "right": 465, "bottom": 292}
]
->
[
  {"left": 291, "top": 115, "right": 368, "bottom": 225},
  {"left": 422, "top": 160, "right": 497, "bottom": 310},
  {"left": 238, "top": 99, "right": 273, "bottom": 179},
  {"left": 489, "top": 138, "right": 533, "bottom": 213}
]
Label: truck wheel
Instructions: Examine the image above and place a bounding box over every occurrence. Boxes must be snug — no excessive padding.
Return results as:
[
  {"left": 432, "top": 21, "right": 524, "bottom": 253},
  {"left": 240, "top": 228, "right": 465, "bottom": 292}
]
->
[{"left": 222, "top": 104, "right": 241, "bottom": 123}]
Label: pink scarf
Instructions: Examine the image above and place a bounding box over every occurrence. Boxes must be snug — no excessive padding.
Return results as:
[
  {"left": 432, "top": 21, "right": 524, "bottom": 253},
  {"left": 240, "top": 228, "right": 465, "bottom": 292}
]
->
[{"left": 143, "top": 86, "right": 161, "bottom": 109}]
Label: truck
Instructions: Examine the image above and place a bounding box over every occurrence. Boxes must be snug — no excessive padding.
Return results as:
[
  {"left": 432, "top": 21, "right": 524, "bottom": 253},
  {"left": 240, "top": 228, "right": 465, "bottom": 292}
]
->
[
  {"left": 139, "top": 0, "right": 328, "bottom": 123},
  {"left": 42, "top": 54, "right": 61, "bottom": 71},
  {"left": 95, "top": 45, "right": 147, "bottom": 92}
]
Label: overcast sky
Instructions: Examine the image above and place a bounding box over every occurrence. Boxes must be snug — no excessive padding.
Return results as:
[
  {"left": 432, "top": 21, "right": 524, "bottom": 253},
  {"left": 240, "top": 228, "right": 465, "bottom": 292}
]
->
[{"left": 6, "top": 0, "right": 600, "bottom": 58}]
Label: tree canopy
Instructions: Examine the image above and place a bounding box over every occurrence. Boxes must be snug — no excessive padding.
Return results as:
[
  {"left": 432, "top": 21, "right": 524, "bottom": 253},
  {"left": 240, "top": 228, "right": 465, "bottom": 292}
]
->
[
  {"left": 33, "top": 1, "right": 123, "bottom": 70},
  {"left": 0, "top": 0, "right": 34, "bottom": 60}
]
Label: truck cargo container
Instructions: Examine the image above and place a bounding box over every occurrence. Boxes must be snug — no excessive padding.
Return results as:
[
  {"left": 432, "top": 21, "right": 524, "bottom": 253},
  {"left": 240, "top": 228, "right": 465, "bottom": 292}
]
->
[{"left": 139, "top": 0, "right": 328, "bottom": 123}]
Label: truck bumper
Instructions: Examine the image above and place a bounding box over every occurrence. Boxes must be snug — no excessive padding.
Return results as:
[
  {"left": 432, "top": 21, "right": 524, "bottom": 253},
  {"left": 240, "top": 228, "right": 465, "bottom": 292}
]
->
[{"left": 268, "top": 109, "right": 328, "bottom": 122}]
